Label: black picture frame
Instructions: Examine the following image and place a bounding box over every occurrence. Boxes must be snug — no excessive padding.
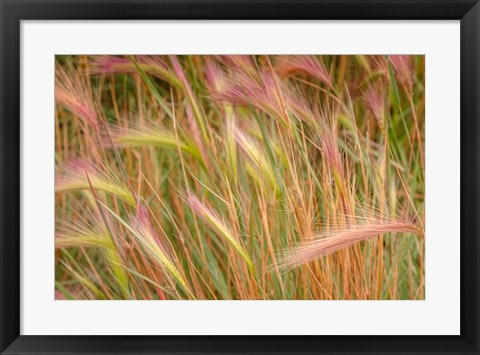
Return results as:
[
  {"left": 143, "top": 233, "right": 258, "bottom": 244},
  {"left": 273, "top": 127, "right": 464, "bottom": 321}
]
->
[{"left": 1, "top": 1, "right": 479, "bottom": 354}]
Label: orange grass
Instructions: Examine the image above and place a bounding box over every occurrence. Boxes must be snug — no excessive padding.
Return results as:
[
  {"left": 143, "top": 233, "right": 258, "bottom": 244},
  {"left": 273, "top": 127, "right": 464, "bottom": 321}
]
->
[{"left": 54, "top": 55, "right": 425, "bottom": 300}]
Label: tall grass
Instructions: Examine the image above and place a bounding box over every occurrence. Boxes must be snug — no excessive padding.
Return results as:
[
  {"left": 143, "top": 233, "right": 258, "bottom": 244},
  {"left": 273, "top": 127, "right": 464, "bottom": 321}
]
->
[{"left": 55, "top": 55, "right": 425, "bottom": 300}]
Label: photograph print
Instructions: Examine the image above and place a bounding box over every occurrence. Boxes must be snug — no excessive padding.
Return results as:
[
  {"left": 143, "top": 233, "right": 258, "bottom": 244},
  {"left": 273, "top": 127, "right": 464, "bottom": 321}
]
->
[{"left": 54, "top": 55, "right": 425, "bottom": 300}]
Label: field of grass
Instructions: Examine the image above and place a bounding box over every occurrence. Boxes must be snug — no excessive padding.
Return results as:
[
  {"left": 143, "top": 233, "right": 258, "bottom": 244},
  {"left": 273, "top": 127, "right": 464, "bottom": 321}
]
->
[{"left": 55, "top": 55, "right": 424, "bottom": 300}]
